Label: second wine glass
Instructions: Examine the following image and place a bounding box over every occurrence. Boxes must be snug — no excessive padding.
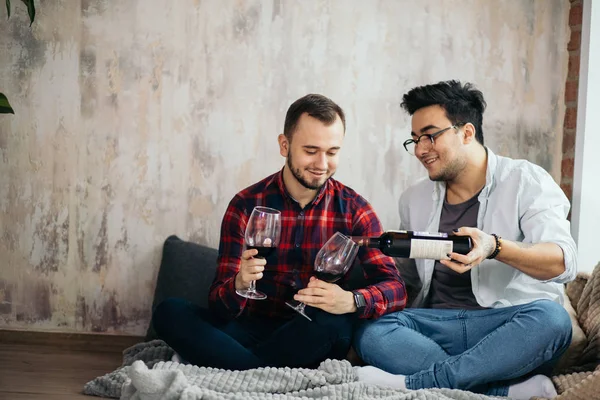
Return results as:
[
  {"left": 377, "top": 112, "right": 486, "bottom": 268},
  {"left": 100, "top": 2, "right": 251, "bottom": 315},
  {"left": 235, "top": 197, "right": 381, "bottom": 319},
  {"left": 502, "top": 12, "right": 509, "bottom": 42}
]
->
[
  {"left": 236, "top": 206, "right": 281, "bottom": 300},
  {"left": 286, "top": 232, "right": 359, "bottom": 321}
]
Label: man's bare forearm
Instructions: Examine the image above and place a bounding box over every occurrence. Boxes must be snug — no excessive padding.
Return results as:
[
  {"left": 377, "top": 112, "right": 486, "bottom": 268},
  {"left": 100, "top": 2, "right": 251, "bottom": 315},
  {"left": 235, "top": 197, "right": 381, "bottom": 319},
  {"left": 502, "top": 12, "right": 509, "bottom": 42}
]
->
[{"left": 495, "top": 240, "right": 565, "bottom": 280}]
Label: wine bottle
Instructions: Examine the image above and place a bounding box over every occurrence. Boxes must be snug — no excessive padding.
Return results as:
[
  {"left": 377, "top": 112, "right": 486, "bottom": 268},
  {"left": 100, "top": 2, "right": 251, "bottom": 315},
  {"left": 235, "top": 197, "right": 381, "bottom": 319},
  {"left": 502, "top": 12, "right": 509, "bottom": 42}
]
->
[{"left": 351, "top": 230, "right": 472, "bottom": 260}]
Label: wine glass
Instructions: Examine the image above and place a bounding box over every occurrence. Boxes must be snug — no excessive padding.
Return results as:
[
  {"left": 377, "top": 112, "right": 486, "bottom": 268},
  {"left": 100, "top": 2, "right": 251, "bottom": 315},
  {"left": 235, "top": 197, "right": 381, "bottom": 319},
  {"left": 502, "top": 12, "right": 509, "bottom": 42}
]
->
[
  {"left": 286, "top": 231, "right": 359, "bottom": 321},
  {"left": 236, "top": 206, "right": 281, "bottom": 300}
]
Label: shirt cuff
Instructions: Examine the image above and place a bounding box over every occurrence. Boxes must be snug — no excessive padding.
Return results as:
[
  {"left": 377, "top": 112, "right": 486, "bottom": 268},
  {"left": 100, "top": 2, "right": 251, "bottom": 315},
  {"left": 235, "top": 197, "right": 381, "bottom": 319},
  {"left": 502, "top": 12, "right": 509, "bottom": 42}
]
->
[
  {"left": 353, "top": 288, "right": 371, "bottom": 318},
  {"left": 539, "top": 241, "right": 577, "bottom": 284},
  {"left": 218, "top": 276, "right": 247, "bottom": 316}
]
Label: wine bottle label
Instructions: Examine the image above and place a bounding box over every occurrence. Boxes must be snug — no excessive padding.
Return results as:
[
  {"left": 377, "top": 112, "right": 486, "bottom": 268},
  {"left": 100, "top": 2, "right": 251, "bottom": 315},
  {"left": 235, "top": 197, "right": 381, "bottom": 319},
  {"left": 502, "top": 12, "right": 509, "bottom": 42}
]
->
[
  {"left": 414, "top": 231, "right": 448, "bottom": 238},
  {"left": 409, "top": 239, "right": 453, "bottom": 259}
]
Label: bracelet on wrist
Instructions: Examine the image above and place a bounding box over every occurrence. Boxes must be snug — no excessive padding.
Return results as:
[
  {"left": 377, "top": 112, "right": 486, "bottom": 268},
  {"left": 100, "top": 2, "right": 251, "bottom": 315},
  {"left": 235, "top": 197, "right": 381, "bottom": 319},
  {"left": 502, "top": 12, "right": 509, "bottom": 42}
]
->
[{"left": 487, "top": 233, "right": 502, "bottom": 259}]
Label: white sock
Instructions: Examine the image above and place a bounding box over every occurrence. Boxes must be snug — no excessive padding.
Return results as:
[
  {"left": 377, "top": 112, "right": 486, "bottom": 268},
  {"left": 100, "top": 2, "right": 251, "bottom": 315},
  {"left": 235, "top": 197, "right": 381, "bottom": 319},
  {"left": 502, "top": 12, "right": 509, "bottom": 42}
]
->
[
  {"left": 171, "top": 352, "right": 188, "bottom": 364},
  {"left": 508, "top": 375, "right": 557, "bottom": 400},
  {"left": 354, "top": 365, "right": 407, "bottom": 390}
]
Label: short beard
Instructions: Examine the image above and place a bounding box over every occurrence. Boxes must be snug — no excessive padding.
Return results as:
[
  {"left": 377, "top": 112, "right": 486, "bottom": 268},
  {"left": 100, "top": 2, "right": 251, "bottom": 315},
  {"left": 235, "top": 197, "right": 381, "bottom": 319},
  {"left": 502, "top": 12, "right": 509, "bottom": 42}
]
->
[
  {"left": 287, "top": 152, "right": 329, "bottom": 190},
  {"left": 429, "top": 157, "right": 466, "bottom": 182}
]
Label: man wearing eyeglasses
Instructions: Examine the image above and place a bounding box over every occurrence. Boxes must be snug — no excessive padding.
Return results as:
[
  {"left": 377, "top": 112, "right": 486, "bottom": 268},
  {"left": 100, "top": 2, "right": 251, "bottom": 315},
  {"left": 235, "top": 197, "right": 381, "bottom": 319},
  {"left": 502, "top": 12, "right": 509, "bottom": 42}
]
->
[{"left": 353, "top": 80, "right": 577, "bottom": 400}]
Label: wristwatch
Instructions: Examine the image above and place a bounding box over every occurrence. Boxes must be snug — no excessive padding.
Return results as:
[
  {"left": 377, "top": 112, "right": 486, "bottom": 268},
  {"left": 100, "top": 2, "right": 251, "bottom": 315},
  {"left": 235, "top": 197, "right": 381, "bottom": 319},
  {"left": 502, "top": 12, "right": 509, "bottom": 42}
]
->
[{"left": 353, "top": 291, "right": 366, "bottom": 311}]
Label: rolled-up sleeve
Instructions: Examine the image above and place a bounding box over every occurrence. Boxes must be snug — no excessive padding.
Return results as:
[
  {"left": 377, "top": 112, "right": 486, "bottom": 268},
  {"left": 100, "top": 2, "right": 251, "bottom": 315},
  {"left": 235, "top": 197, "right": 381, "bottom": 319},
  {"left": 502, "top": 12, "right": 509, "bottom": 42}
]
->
[{"left": 519, "top": 171, "right": 578, "bottom": 284}]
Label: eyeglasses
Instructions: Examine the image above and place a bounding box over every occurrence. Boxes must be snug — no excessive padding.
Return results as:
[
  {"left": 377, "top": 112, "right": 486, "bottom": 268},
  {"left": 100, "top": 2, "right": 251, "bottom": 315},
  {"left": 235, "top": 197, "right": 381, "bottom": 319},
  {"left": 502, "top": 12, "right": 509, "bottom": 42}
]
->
[{"left": 403, "top": 124, "right": 462, "bottom": 155}]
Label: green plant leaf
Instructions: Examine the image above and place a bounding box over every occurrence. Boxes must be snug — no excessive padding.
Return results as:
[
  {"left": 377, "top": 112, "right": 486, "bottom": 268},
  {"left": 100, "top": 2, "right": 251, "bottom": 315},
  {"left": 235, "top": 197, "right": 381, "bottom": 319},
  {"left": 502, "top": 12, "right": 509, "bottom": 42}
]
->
[
  {"left": 20, "top": 0, "right": 34, "bottom": 25},
  {"left": 0, "top": 92, "right": 15, "bottom": 114},
  {"left": 6, "top": 0, "right": 10, "bottom": 19}
]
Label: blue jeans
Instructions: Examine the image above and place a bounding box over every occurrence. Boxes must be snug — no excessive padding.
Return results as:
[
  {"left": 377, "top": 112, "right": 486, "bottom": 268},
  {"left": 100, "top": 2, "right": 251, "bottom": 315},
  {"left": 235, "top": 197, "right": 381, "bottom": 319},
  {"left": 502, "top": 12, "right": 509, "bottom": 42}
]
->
[
  {"left": 152, "top": 298, "right": 355, "bottom": 370},
  {"left": 353, "top": 300, "right": 572, "bottom": 396}
]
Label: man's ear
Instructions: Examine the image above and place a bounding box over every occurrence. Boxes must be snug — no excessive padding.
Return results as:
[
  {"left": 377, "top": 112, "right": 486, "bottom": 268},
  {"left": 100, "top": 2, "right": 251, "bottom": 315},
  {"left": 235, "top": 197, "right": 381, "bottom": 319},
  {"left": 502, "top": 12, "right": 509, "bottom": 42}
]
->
[
  {"left": 278, "top": 134, "right": 289, "bottom": 157},
  {"left": 462, "top": 123, "right": 476, "bottom": 144}
]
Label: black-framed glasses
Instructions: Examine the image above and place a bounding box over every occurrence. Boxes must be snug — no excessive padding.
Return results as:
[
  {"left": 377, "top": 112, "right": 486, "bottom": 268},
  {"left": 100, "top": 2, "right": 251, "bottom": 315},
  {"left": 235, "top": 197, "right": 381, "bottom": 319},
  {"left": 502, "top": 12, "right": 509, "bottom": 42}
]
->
[{"left": 403, "top": 124, "right": 462, "bottom": 155}]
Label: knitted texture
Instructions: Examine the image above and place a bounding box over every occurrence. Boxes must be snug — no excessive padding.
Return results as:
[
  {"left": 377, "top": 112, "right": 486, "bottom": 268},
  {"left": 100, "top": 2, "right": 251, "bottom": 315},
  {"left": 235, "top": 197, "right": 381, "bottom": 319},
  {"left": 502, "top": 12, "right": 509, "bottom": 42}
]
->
[
  {"left": 120, "top": 359, "right": 504, "bottom": 400},
  {"left": 84, "top": 343, "right": 502, "bottom": 399},
  {"left": 531, "top": 365, "right": 600, "bottom": 400},
  {"left": 532, "top": 266, "right": 600, "bottom": 400},
  {"left": 84, "top": 267, "right": 600, "bottom": 400},
  {"left": 83, "top": 339, "right": 174, "bottom": 397},
  {"left": 566, "top": 273, "right": 591, "bottom": 310},
  {"left": 575, "top": 265, "right": 600, "bottom": 370}
]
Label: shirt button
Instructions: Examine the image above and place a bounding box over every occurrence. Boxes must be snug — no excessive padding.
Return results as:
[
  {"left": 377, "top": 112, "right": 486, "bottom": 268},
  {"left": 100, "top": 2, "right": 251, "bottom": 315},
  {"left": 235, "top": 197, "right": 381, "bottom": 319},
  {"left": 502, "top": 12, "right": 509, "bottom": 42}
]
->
[{"left": 295, "top": 243, "right": 301, "bottom": 248}]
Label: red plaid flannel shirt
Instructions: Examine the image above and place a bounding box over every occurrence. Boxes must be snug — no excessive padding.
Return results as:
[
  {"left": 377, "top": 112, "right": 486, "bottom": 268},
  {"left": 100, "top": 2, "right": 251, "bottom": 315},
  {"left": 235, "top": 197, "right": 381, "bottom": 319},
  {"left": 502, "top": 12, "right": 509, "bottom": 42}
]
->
[{"left": 209, "top": 170, "right": 407, "bottom": 319}]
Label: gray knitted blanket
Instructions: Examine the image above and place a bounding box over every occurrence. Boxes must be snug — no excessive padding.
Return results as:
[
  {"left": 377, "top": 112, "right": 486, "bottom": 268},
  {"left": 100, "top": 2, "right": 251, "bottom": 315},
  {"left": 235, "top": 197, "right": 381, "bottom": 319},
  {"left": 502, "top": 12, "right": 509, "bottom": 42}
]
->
[{"left": 84, "top": 340, "right": 502, "bottom": 400}]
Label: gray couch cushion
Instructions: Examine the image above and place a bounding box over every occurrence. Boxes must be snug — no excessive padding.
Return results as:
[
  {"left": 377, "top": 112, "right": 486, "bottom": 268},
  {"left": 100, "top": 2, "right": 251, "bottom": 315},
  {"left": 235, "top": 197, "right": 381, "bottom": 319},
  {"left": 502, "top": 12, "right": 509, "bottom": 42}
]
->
[
  {"left": 145, "top": 235, "right": 218, "bottom": 340},
  {"left": 145, "top": 235, "right": 369, "bottom": 340}
]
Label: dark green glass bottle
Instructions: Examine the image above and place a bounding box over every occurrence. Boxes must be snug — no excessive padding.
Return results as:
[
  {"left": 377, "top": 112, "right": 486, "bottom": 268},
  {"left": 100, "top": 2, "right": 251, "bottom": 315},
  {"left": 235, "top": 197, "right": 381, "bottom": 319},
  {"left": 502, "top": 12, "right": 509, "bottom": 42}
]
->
[{"left": 351, "top": 230, "right": 472, "bottom": 260}]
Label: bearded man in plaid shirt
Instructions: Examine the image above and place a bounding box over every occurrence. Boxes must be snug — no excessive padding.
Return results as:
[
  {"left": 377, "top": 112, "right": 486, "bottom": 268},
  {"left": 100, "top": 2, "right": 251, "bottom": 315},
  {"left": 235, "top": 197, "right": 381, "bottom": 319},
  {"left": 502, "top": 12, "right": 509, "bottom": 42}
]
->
[{"left": 153, "top": 94, "right": 406, "bottom": 370}]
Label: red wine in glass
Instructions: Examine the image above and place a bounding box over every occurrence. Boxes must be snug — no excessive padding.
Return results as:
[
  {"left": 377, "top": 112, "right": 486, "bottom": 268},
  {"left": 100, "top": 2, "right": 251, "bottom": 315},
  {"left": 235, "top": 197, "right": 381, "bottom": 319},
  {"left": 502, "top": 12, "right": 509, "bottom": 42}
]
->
[
  {"left": 236, "top": 206, "right": 281, "bottom": 300},
  {"left": 286, "top": 232, "right": 359, "bottom": 320},
  {"left": 314, "top": 271, "right": 342, "bottom": 283},
  {"left": 246, "top": 245, "right": 277, "bottom": 258}
]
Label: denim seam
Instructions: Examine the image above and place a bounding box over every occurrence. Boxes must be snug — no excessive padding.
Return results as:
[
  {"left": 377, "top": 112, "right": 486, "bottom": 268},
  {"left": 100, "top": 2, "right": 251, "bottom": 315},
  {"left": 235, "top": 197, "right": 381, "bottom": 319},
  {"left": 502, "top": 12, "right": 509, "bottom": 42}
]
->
[
  {"left": 408, "top": 301, "right": 564, "bottom": 393},
  {"left": 505, "top": 330, "right": 572, "bottom": 378},
  {"left": 361, "top": 328, "right": 443, "bottom": 368},
  {"left": 406, "top": 311, "right": 512, "bottom": 390},
  {"left": 394, "top": 312, "right": 453, "bottom": 349},
  {"left": 403, "top": 314, "right": 465, "bottom": 322},
  {"left": 460, "top": 311, "right": 468, "bottom": 352},
  {"left": 407, "top": 307, "right": 522, "bottom": 390},
  {"left": 381, "top": 312, "right": 448, "bottom": 388},
  {"left": 508, "top": 347, "right": 556, "bottom": 378},
  {"left": 442, "top": 309, "right": 517, "bottom": 369},
  {"left": 431, "top": 305, "right": 561, "bottom": 384}
]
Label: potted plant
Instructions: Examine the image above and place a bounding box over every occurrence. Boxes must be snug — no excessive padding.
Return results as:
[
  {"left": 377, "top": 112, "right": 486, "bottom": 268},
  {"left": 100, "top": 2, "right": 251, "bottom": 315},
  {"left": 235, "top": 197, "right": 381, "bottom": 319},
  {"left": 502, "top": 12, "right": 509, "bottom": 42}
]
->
[{"left": 1, "top": 0, "right": 36, "bottom": 114}]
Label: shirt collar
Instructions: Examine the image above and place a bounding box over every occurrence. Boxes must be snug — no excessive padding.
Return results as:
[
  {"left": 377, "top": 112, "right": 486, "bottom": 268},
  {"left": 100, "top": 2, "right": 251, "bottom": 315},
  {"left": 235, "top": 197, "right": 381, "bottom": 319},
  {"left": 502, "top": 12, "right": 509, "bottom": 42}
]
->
[
  {"left": 480, "top": 147, "right": 497, "bottom": 198},
  {"left": 276, "top": 168, "right": 331, "bottom": 208},
  {"left": 433, "top": 146, "right": 497, "bottom": 201}
]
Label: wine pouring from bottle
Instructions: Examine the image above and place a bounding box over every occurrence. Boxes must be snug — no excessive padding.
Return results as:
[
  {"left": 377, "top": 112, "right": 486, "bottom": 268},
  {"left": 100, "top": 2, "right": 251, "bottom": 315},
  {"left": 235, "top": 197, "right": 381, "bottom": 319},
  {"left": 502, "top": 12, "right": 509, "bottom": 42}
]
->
[{"left": 351, "top": 230, "right": 472, "bottom": 260}]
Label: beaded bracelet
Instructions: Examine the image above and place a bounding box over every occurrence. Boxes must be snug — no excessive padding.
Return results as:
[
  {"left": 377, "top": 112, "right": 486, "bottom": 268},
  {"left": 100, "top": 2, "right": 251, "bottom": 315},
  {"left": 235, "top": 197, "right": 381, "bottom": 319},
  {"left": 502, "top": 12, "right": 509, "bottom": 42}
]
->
[{"left": 486, "top": 233, "right": 502, "bottom": 259}]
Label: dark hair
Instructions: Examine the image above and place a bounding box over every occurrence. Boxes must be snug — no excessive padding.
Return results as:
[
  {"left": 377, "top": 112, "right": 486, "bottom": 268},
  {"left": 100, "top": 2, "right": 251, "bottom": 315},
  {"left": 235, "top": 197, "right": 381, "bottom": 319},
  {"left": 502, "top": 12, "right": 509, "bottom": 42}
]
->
[
  {"left": 401, "top": 80, "right": 487, "bottom": 145},
  {"left": 283, "top": 94, "right": 346, "bottom": 140}
]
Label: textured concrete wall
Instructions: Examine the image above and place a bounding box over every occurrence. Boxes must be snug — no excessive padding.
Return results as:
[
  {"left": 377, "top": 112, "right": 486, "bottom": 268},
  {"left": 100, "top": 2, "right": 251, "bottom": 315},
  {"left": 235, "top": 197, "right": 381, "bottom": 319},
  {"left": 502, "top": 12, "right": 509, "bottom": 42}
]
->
[{"left": 0, "top": 0, "right": 570, "bottom": 335}]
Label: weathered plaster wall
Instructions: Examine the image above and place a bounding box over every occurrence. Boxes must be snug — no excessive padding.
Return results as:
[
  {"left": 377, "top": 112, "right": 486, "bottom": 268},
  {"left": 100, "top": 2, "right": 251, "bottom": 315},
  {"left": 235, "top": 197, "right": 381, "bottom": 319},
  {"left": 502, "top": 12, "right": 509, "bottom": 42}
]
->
[{"left": 0, "top": 0, "right": 570, "bottom": 334}]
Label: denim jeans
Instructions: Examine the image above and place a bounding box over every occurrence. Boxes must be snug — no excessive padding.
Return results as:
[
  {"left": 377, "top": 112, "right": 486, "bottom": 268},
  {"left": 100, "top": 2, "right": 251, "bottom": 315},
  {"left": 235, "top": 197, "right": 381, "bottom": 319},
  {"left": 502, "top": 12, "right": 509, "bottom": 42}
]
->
[
  {"left": 152, "top": 298, "right": 355, "bottom": 370},
  {"left": 353, "top": 299, "right": 572, "bottom": 396}
]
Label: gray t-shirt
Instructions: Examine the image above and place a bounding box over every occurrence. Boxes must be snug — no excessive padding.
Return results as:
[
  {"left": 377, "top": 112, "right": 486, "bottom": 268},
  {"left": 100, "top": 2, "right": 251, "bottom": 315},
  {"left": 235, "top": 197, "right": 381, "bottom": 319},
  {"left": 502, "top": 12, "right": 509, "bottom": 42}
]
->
[{"left": 427, "top": 192, "right": 487, "bottom": 310}]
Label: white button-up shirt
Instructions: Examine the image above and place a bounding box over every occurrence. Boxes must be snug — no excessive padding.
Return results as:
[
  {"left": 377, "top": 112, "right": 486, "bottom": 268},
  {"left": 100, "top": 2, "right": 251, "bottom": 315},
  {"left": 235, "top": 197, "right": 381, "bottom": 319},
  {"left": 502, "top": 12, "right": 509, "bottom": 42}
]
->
[{"left": 398, "top": 148, "right": 577, "bottom": 308}]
